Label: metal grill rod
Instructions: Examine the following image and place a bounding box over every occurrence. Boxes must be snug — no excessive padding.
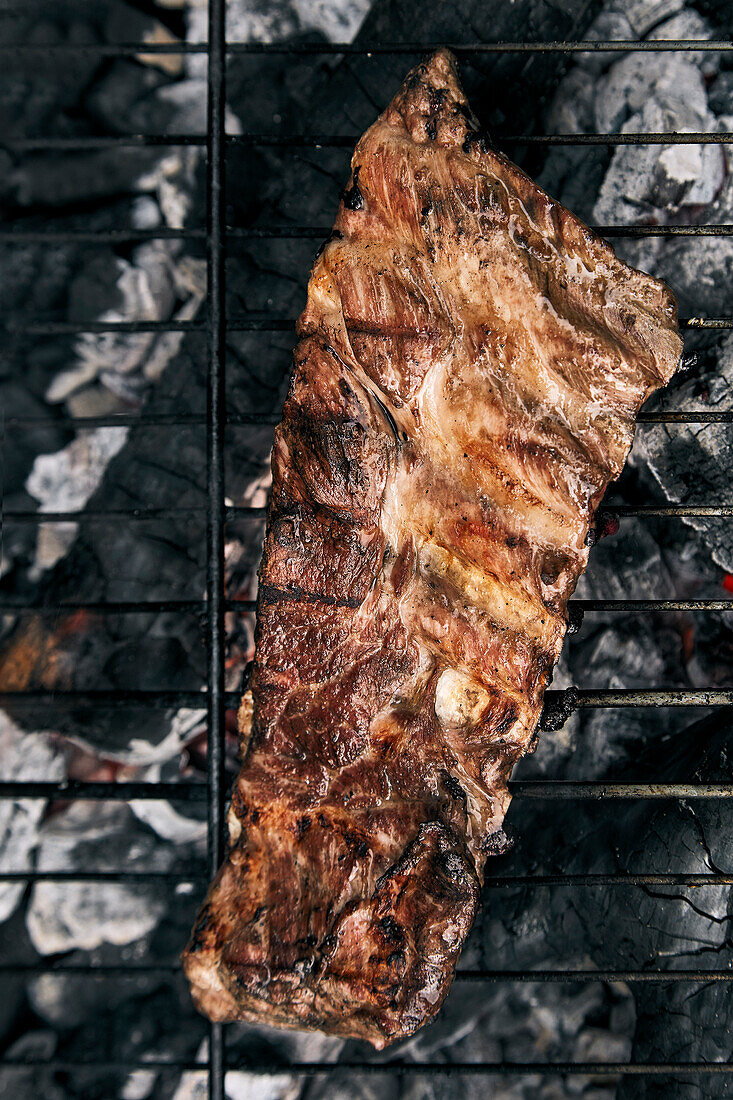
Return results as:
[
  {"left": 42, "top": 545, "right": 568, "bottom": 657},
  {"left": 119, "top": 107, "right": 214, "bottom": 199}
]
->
[
  {"left": 0, "top": 870, "right": 731, "bottom": 886},
  {"left": 0, "top": 1057, "right": 731, "bottom": 1076},
  {"left": 8, "top": 316, "right": 729, "bottom": 333},
  {"left": 204, "top": 0, "right": 227, "bottom": 1095},
  {"left": 0, "top": 871, "right": 207, "bottom": 883},
  {"left": 2, "top": 39, "right": 731, "bottom": 55},
  {"left": 2, "top": 224, "right": 732, "bottom": 243},
  {"left": 0, "top": 228, "right": 207, "bottom": 243},
  {"left": 174, "top": 1061, "right": 733, "bottom": 1077},
  {"left": 228, "top": 40, "right": 733, "bottom": 54},
  {"left": 8, "top": 132, "right": 733, "bottom": 151},
  {"left": 3, "top": 780, "right": 733, "bottom": 801},
  {"left": 228, "top": 225, "right": 733, "bottom": 239},
  {"left": 1, "top": 598, "right": 730, "bottom": 614},
  {"left": 1, "top": 688, "right": 730, "bottom": 708},
  {"left": 0, "top": 43, "right": 207, "bottom": 56},
  {"left": 3, "top": 410, "right": 732, "bottom": 429},
  {"left": 238, "top": 132, "right": 733, "bottom": 147},
  {"left": 228, "top": 132, "right": 733, "bottom": 148},
  {"left": 3, "top": 504, "right": 731, "bottom": 522},
  {"left": 1, "top": 963, "right": 732, "bottom": 983}
]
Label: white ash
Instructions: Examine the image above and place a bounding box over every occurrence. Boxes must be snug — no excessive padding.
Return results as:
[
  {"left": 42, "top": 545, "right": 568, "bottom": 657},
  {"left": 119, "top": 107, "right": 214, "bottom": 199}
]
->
[
  {"left": 185, "top": 0, "right": 372, "bottom": 75},
  {"left": 25, "top": 428, "right": 127, "bottom": 506},
  {"left": 304, "top": 983, "right": 633, "bottom": 1100},
  {"left": 43, "top": 236, "right": 205, "bottom": 405},
  {"left": 172, "top": 1068, "right": 298, "bottom": 1100},
  {"left": 572, "top": 10, "right": 635, "bottom": 77},
  {"left": 129, "top": 796, "right": 206, "bottom": 846},
  {"left": 135, "top": 150, "right": 201, "bottom": 230},
  {"left": 24, "top": 425, "right": 127, "bottom": 502},
  {"left": 129, "top": 759, "right": 207, "bottom": 845},
  {"left": 0, "top": 713, "right": 65, "bottom": 924},
  {"left": 124, "top": 704, "right": 206, "bottom": 767},
  {"left": 26, "top": 801, "right": 175, "bottom": 955},
  {"left": 239, "top": 464, "right": 273, "bottom": 509},
  {"left": 50, "top": 251, "right": 174, "bottom": 401},
  {"left": 623, "top": 0, "right": 684, "bottom": 37},
  {"left": 153, "top": 78, "right": 243, "bottom": 138},
  {"left": 651, "top": 126, "right": 733, "bottom": 316},
  {"left": 422, "top": 974, "right": 632, "bottom": 1085},
  {"left": 25, "top": 426, "right": 127, "bottom": 571},
  {"left": 578, "top": 623, "right": 665, "bottom": 691},
  {"left": 173, "top": 1027, "right": 343, "bottom": 1100},
  {"left": 592, "top": 57, "right": 723, "bottom": 226},
  {"left": 121, "top": 1070, "right": 158, "bottom": 1100},
  {"left": 544, "top": 2, "right": 725, "bottom": 243}
]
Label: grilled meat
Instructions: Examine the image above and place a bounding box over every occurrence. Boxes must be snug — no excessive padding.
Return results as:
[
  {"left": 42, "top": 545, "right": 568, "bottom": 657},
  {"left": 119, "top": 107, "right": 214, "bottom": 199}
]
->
[{"left": 183, "top": 48, "right": 682, "bottom": 1048}]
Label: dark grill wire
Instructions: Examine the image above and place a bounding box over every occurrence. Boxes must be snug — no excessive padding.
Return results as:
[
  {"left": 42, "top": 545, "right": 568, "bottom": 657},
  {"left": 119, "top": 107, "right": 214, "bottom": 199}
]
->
[
  {"left": 1, "top": 31, "right": 733, "bottom": 1090},
  {"left": 205, "top": 0, "right": 227, "bottom": 1096}
]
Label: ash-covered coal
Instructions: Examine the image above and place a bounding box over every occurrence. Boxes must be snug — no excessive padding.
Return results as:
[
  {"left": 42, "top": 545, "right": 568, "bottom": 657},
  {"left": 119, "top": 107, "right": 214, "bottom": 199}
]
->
[
  {"left": 636, "top": 333, "right": 733, "bottom": 573},
  {"left": 539, "top": 0, "right": 733, "bottom": 583},
  {"left": 26, "top": 801, "right": 179, "bottom": 956},
  {"left": 495, "top": 709, "right": 733, "bottom": 1100}
]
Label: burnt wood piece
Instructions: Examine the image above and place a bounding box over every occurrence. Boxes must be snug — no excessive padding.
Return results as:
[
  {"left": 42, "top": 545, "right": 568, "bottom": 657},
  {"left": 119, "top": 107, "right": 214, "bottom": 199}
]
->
[{"left": 184, "top": 51, "right": 682, "bottom": 1047}]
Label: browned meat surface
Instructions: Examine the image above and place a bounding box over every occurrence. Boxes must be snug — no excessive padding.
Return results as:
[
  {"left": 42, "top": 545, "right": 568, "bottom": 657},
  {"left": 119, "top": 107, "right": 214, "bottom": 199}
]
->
[{"left": 183, "top": 49, "right": 683, "bottom": 1048}]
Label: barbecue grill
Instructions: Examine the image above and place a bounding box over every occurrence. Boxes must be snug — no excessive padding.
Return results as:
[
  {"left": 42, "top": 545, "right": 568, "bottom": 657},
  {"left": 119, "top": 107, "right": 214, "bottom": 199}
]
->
[{"left": 2, "top": 1, "right": 733, "bottom": 1096}]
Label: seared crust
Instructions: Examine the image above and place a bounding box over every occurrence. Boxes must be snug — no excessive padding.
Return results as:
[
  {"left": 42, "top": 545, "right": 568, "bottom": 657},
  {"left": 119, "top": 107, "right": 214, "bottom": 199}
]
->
[{"left": 183, "top": 49, "right": 682, "bottom": 1048}]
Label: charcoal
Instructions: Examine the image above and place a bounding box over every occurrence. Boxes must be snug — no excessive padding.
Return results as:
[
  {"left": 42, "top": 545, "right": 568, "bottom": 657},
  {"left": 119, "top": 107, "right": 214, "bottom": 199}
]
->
[
  {"left": 0, "top": 908, "right": 40, "bottom": 1049},
  {"left": 0, "top": 382, "right": 67, "bottom": 494},
  {"left": 84, "top": 60, "right": 177, "bottom": 134},
  {"left": 0, "top": 1030, "right": 65, "bottom": 1100},
  {"left": 0, "top": 3, "right": 100, "bottom": 141},
  {"left": 29, "top": 962, "right": 161, "bottom": 1031},
  {"left": 58, "top": 982, "right": 205, "bottom": 1099},
  {"left": 708, "top": 70, "right": 733, "bottom": 114},
  {"left": 4, "top": 0, "right": 733, "bottom": 1094},
  {"left": 474, "top": 709, "right": 733, "bottom": 1100}
]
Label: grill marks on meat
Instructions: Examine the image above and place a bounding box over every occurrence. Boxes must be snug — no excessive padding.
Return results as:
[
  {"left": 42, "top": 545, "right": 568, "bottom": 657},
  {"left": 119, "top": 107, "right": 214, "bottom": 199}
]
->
[{"left": 183, "top": 49, "right": 682, "bottom": 1047}]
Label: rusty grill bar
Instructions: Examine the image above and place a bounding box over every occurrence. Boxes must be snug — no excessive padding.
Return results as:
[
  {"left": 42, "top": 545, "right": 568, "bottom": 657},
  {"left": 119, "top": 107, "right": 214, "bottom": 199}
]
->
[{"left": 2, "top": 16, "right": 733, "bottom": 1091}]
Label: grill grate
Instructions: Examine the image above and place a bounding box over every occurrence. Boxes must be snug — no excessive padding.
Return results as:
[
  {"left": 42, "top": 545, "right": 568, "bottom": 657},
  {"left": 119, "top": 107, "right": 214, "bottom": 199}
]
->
[{"left": 2, "top": 9, "right": 733, "bottom": 1093}]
